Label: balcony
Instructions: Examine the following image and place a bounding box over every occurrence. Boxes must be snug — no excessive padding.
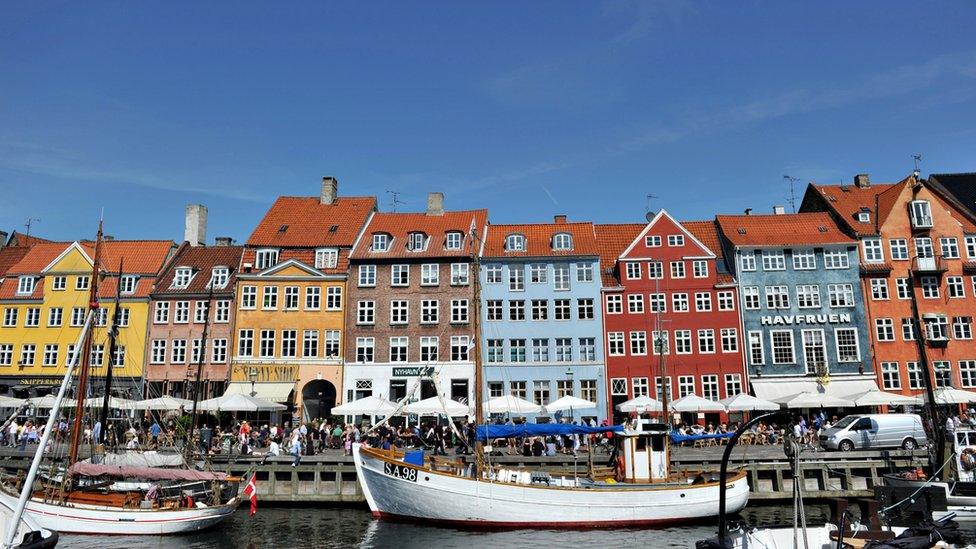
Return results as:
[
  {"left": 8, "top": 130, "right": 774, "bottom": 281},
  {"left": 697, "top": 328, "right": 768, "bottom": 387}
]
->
[{"left": 912, "top": 255, "right": 948, "bottom": 274}]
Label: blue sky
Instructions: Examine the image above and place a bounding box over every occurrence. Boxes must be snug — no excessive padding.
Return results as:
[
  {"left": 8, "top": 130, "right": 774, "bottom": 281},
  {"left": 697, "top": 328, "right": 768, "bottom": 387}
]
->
[{"left": 2, "top": 2, "right": 976, "bottom": 243}]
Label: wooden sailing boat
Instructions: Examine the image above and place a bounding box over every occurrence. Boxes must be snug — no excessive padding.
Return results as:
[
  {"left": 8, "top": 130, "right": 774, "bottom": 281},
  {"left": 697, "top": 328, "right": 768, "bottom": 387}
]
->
[
  {"left": 0, "top": 222, "right": 241, "bottom": 536},
  {"left": 352, "top": 228, "right": 749, "bottom": 527}
]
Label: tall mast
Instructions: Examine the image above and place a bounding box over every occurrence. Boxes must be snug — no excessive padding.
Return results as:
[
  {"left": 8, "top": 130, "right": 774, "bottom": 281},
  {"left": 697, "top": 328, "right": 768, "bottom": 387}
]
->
[
  {"left": 187, "top": 284, "right": 214, "bottom": 455},
  {"left": 67, "top": 222, "right": 103, "bottom": 469},
  {"left": 98, "top": 258, "right": 124, "bottom": 437},
  {"left": 655, "top": 262, "right": 669, "bottom": 423},
  {"left": 470, "top": 226, "right": 485, "bottom": 472}
]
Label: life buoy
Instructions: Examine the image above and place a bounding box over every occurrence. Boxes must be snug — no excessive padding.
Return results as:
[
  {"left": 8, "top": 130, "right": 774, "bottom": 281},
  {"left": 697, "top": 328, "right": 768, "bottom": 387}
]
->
[
  {"left": 961, "top": 448, "right": 976, "bottom": 471},
  {"left": 615, "top": 456, "right": 625, "bottom": 482}
]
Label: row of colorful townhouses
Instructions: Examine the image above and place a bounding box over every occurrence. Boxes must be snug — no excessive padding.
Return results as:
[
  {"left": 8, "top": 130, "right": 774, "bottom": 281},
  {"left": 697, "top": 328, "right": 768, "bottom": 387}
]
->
[{"left": 1, "top": 172, "right": 975, "bottom": 424}]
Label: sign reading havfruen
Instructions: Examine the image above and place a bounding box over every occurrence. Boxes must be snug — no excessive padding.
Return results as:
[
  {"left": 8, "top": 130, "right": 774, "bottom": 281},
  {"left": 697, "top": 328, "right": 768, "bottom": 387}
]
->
[
  {"left": 391, "top": 367, "right": 434, "bottom": 377},
  {"left": 760, "top": 313, "right": 852, "bottom": 326}
]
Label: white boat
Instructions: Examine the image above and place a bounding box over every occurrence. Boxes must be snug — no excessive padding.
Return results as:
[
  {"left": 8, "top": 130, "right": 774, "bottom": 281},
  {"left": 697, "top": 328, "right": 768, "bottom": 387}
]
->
[{"left": 0, "top": 494, "right": 57, "bottom": 548}]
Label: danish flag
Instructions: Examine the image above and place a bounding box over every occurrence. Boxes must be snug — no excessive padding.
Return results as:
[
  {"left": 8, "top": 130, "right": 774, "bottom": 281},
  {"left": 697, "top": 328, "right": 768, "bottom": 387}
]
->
[{"left": 243, "top": 474, "right": 258, "bottom": 516}]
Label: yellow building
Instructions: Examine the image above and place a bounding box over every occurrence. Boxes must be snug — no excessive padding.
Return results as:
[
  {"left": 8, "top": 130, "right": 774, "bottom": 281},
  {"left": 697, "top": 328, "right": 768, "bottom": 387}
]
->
[{"left": 0, "top": 240, "right": 173, "bottom": 399}]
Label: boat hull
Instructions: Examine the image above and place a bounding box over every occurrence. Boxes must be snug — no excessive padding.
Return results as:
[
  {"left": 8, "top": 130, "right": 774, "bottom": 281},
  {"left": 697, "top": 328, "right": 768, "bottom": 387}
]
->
[{"left": 354, "top": 445, "right": 749, "bottom": 527}]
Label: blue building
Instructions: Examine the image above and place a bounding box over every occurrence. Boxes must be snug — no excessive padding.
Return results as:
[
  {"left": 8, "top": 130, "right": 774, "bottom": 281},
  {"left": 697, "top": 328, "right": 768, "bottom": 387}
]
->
[
  {"left": 479, "top": 217, "right": 607, "bottom": 423},
  {"left": 716, "top": 211, "right": 876, "bottom": 402}
]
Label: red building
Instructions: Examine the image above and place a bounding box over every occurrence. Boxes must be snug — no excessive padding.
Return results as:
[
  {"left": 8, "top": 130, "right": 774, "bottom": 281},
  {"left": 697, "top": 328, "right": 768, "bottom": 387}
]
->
[{"left": 596, "top": 210, "right": 744, "bottom": 423}]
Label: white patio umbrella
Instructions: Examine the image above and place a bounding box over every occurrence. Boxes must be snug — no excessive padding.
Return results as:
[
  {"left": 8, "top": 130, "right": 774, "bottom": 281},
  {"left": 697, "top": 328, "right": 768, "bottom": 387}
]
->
[
  {"left": 670, "top": 394, "right": 727, "bottom": 413},
  {"left": 927, "top": 387, "right": 976, "bottom": 405},
  {"left": 0, "top": 395, "right": 25, "bottom": 408},
  {"left": 780, "top": 391, "right": 854, "bottom": 409},
  {"left": 616, "top": 395, "right": 664, "bottom": 413},
  {"left": 403, "top": 396, "right": 470, "bottom": 417},
  {"left": 719, "top": 393, "right": 780, "bottom": 412},
  {"left": 85, "top": 396, "right": 136, "bottom": 409},
  {"left": 197, "top": 393, "right": 286, "bottom": 412},
  {"left": 546, "top": 395, "right": 597, "bottom": 412},
  {"left": 26, "top": 395, "right": 74, "bottom": 408},
  {"left": 846, "top": 389, "right": 918, "bottom": 407},
  {"left": 483, "top": 395, "right": 542, "bottom": 415},
  {"left": 129, "top": 396, "right": 193, "bottom": 411},
  {"left": 331, "top": 395, "right": 397, "bottom": 416}
]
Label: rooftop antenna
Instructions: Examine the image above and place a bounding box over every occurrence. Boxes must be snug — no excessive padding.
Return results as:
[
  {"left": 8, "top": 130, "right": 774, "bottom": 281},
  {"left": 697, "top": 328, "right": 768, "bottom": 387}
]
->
[
  {"left": 645, "top": 194, "right": 658, "bottom": 222},
  {"left": 783, "top": 175, "right": 800, "bottom": 213},
  {"left": 24, "top": 218, "right": 40, "bottom": 239},
  {"left": 913, "top": 154, "right": 922, "bottom": 179},
  {"left": 386, "top": 190, "right": 403, "bottom": 212}
]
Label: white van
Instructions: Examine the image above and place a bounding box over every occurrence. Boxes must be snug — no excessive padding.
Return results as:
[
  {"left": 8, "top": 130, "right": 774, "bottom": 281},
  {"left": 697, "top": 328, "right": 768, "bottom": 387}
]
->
[{"left": 819, "top": 414, "right": 927, "bottom": 451}]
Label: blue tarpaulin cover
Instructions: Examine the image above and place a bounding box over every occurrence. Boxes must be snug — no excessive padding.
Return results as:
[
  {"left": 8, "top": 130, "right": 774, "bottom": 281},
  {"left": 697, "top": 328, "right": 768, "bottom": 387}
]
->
[
  {"left": 476, "top": 423, "right": 623, "bottom": 441},
  {"left": 669, "top": 432, "right": 734, "bottom": 444},
  {"left": 402, "top": 449, "right": 425, "bottom": 466}
]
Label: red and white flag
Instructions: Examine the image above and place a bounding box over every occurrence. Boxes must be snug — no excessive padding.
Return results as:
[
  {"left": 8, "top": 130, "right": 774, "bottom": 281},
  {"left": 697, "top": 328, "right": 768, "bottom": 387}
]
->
[{"left": 242, "top": 474, "right": 258, "bottom": 516}]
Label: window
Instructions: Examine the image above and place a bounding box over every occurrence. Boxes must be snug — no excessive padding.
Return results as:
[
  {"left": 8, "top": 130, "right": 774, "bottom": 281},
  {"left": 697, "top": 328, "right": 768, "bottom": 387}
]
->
[
  {"left": 647, "top": 261, "right": 663, "bottom": 279},
  {"left": 527, "top": 299, "right": 548, "bottom": 321},
  {"left": 863, "top": 239, "right": 884, "bottom": 262},
  {"left": 212, "top": 339, "right": 228, "bottom": 363},
  {"left": 487, "top": 340, "right": 504, "bottom": 363},
  {"left": 875, "top": 318, "right": 895, "bottom": 341},
  {"left": 605, "top": 295, "right": 622, "bottom": 314},
  {"left": 119, "top": 275, "right": 137, "bottom": 294},
  {"left": 174, "top": 301, "right": 190, "bottom": 323},
  {"left": 275, "top": 329, "right": 295, "bottom": 358},
  {"left": 533, "top": 381, "right": 551, "bottom": 406},
  {"left": 725, "top": 374, "right": 742, "bottom": 398},
  {"left": 921, "top": 276, "right": 939, "bottom": 299},
  {"left": 675, "top": 330, "right": 692, "bottom": 354},
  {"left": 670, "top": 261, "right": 685, "bottom": 279},
  {"left": 509, "top": 300, "right": 525, "bottom": 321},
  {"left": 721, "top": 328, "right": 738, "bottom": 353},
  {"left": 420, "top": 336, "right": 438, "bottom": 362},
  {"left": 391, "top": 264, "right": 409, "bottom": 286},
  {"left": 356, "top": 337, "right": 375, "bottom": 363},
  {"left": 902, "top": 318, "right": 916, "bottom": 341},
  {"left": 358, "top": 265, "right": 376, "bottom": 287},
  {"left": 579, "top": 338, "right": 595, "bottom": 361},
  {"left": 890, "top": 239, "right": 909, "bottom": 260},
  {"left": 194, "top": 301, "right": 208, "bottom": 323},
  {"left": 421, "top": 300, "right": 438, "bottom": 324},
  {"left": 485, "top": 265, "right": 502, "bottom": 283},
  {"left": 629, "top": 331, "right": 647, "bottom": 355},
  {"left": 325, "top": 287, "right": 342, "bottom": 310},
  {"left": 510, "top": 381, "right": 527, "bottom": 400},
  {"left": 652, "top": 330, "right": 669, "bottom": 355},
  {"left": 907, "top": 362, "right": 923, "bottom": 390},
  {"left": 445, "top": 231, "right": 463, "bottom": 250},
  {"left": 625, "top": 262, "right": 641, "bottom": 280},
  {"left": 793, "top": 250, "right": 816, "bottom": 270},
  {"left": 954, "top": 316, "right": 973, "bottom": 340},
  {"left": 941, "top": 237, "right": 960, "bottom": 259},
  {"left": 450, "top": 336, "right": 470, "bottom": 361},
  {"left": 421, "top": 264, "right": 439, "bottom": 286},
  {"left": 948, "top": 276, "right": 965, "bottom": 298},
  {"left": 743, "top": 287, "right": 760, "bottom": 310},
  {"left": 172, "top": 339, "right": 187, "bottom": 364},
  {"left": 555, "top": 338, "right": 572, "bottom": 361},
  {"left": 237, "top": 330, "right": 253, "bottom": 357},
  {"left": 827, "top": 284, "right": 854, "bottom": 307},
  {"left": 693, "top": 260, "right": 709, "bottom": 278},
  {"left": 610, "top": 378, "right": 628, "bottom": 396},
  {"left": 627, "top": 294, "right": 644, "bottom": 314},
  {"left": 649, "top": 293, "right": 666, "bottom": 313},
  {"left": 451, "top": 299, "right": 469, "bottom": 323},
  {"left": 41, "top": 344, "right": 58, "bottom": 367},
  {"left": 259, "top": 330, "right": 275, "bottom": 358},
  {"left": 654, "top": 377, "right": 673, "bottom": 401},
  {"left": 486, "top": 300, "right": 502, "bottom": 321},
  {"left": 241, "top": 286, "right": 256, "bottom": 309},
  {"left": 505, "top": 234, "right": 526, "bottom": 251},
  {"left": 556, "top": 379, "right": 573, "bottom": 399},
  {"left": 915, "top": 237, "right": 934, "bottom": 258},
  {"left": 765, "top": 286, "right": 790, "bottom": 309},
  {"left": 148, "top": 340, "right": 167, "bottom": 364},
  {"left": 896, "top": 278, "right": 911, "bottom": 299},
  {"left": 75, "top": 275, "right": 90, "bottom": 290},
  {"left": 552, "top": 264, "right": 570, "bottom": 291},
  {"left": 740, "top": 252, "right": 757, "bottom": 271},
  {"left": 857, "top": 211, "right": 870, "bottom": 223},
  {"left": 559, "top": 298, "right": 575, "bottom": 321},
  {"left": 372, "top": 233, "right": 390, "bottom": 252},
  {"left": 408, "top": 232, "right": 427, "bottom": 251},
  {"left": 762, "top": 251, "right": 786, "bottom": 271},
  {"left": 909, "top": 200, "right": 933, "bottom": 228},
  {"left": 509, "top": 267, "right": 524, "bottom": 291},
  {"left": 314, "top": 248, "right": 338, "bottom": 269},
  {"left": 0, "top": 344, "right": 15, "bottom": 366},
  {"left": 695, "top": 292, "right": 712, "bottom": 312},
  {"left": 577, "top": 298, "right": 594, "bottom": 319},
  {"left": 262, "top": 286, "right": 278, "bottom": 309},
  {"left": 255, "top": 249, "right": 278, "bottom": 269},
  {"left": 771, "top": 330, "right": 795, "bottom": 364},
  {"left": 796, "top": 285, "right": 821, "bottom": 308},
  {"left": 698, "top": 329, "right": 715, "bottom": 353},
  {"left": 297, "top": 329, "right": 317, "bottom": 358},
  {"left": 65, "top": 307, "right": 83, "bottom": 327},
  {"left": 51, "top": 276, "right": 66, "bottom": 291},
  {"left": 824, "top": 250, "right": 849, "bottom": 269},
  {"left": 390, "top": 300, "right": 408, "bottom": 324},
  {"left": 962, "top": 361, "right": 976, "bottom": 388},
  {"left": 47, "top": 307, "right": 62, "bottom": 327},
  {"left": 532, "top": 338, "right": 550, "bottom": 362},
  {"left": 24, "top": 308, "right": 39, "bottom": 327},
  {"left": 667, "top": 234, "right": 684, "bottom": 247},
  {"left": 967, "top": 235, "right": 976, "bottom": 259},
  {"left": 672, "top": 293, "right": 689, "bottom": 312},
  {"left": 510, "top": 339, "right": 526, "bottom": 362},
  {"left": 552, "top": 233, "right": 572, "bottom": 250},
  {"left": 633, "top": 378, "right": 649, "bottom": 398},
  {"left": 934, "top": 361, "right": 952, "bottom": 388},
  {"left": 19, "top": 344, "right": 35, "bottom": 367},
  {"left": 645, "top": 235, "right": 662, "bottom": 247},
  {"left": 835, "top": 328, "right": 861, "bottom": 362},
  {"left": 528, "top": 263, "right": 548, "bottom": 283},
  {"left": 576, "top": 263, "right": 593, "bottom": 282},
  {"left": 356, "top": 301, "right": 375, "bottom": 325},
  {"left": 451, "top": 263, "right": 469, "bottom": 285},
  {"left": 871, "top": 279, "right": 889, "bottom": 300},
  {"left": 881, "top": 362, "right": 901, "bottom": 390},
  {"left": 678, "top": 376, "right": 695, "bottom": 397},
  {"left": 389, "top": 337, "right": 408, "bottom": 362},
  {"left": 702, "top": 375, "right": 719, "bottom": 401},
  {"left": 299, "top": 287, "right": 319, "bottom": 310},
  {"left": 608, "top": 333, "right": 625, "bottom": 356}
]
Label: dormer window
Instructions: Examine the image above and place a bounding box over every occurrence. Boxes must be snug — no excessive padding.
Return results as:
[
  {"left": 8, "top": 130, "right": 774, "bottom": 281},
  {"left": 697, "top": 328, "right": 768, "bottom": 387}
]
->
[
  {"left": 209, "top": 267, "right": 230, "bottom": 289},
  {"left": 255, "top": 249, "right": 279, "bottom": 269},
  {"left": 445, "top": 231, "right": 463, "bottom": 250},
  {"left": 857, "top": 211, "right": 871, "bottom": 223},
  {"left": 314, "top": 248, "right": 338, "bottom": 269},
  {"left": 372, "top": 233, "right": 390, "bottom": 252},
  {"left": 505, "top": 234, "right": 526, "bottom": 252},
  {"left": 408, "top": 232, "right": 427, "bottom": 252},
  {"left": 119, "top": 275, "right": 137, "bottom": 294},
  {"left": 910, "top": 200, "right": 933, "bottom": 229},
  {"left": 172, "top": 267, "right": 194, "bottom": 289},
  {"left": 552, "top": 233, "right": 573, "bottom": 251},
  {"left": 16, "top": 276, "right": 35, "bottom": 295}
]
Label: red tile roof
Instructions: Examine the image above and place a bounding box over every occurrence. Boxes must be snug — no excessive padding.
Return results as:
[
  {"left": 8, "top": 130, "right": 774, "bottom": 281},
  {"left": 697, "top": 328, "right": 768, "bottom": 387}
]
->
[
  {"left": 351, "top": 209, "right": 488, "bottom": 260},
  {"left": 807, "top": 179, "right": 904, "bottom": 236},
  {"left": 153, "top": 244, "right": 245, "bottom": 296},
  {"left": 6, "top": 232, "right": 53, "bottom": 247},
  {"left": 0, "top": 247, "right": 31, "bottom": 278},
  {"left": 483, "top": 222, "right": 598, "bottom": 257},
  {"left": 6, "top": 243, "right": 76, "bottom": 275},
  {"left": 85, "top": 240, "right": 174, "bottom": 275},
  {"left": 246, "top": 196, "right": 376, "bottom": 248},
  {"left": 715, "top": 212, "right": 854, "bottom": 248},
  {"left": 683, "top": 220, "right": 725, "bottom": 261},
  {"left": 593, "top": 223, "right": 644, "bottom": 287}
]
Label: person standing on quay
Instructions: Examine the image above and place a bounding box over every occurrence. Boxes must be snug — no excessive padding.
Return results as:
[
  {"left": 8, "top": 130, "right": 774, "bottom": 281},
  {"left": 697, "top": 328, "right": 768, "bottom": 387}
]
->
[{"left": 290, "top": 435, "right": 302, "bottom": 467}]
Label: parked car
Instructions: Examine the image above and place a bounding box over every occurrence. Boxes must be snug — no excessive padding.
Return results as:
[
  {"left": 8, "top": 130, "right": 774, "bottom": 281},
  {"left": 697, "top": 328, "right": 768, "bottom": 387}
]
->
[{"left": 819, "top": 414, "right": 927, "bottom": 451}]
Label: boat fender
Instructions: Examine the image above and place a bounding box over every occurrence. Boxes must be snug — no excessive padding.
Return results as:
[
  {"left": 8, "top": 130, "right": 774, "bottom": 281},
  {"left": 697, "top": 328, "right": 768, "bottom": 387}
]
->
[
  {"left": 615, "top": 456, "right": 625, "bottom": 482},
  {"left": 961, "top": 448, "right": 976, "bottom": 471}
]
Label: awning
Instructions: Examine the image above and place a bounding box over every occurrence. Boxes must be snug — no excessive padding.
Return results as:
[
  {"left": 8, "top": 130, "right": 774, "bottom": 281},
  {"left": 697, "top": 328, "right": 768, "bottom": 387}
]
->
[
  {"left": 752, "top": 377, "right": 879, "bottom": 403},
  {"left": 223, "top": 381, "right": 294, "bottom": 403}
]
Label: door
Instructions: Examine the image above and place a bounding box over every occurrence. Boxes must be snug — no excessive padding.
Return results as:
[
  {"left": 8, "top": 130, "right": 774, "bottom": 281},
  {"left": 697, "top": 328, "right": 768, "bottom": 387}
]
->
[
  {"left": 420, "top": 379, "right": 437, "bottom": 400},
  {"left": 302, "top": 380, "right": 337, "bottom": 421}
]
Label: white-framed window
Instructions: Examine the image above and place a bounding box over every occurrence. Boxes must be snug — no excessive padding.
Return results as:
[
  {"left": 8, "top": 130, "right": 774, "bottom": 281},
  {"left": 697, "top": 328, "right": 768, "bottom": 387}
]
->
[
  {"left": 324, "top": 331, "right": 341, "bottom": 360},
  {"left": 420, "top": 336, "right": 438, "bottom": 362},
  {"left": 674, "top": 330, "right": 692, "bottom": 354},
  {"left": 605, "top": 294, "right": 622, "bottom": 314},
  {"left": 725, "top": 374, "right": 742, "bottom": 398},
  {"left": 576, "top": 262, "right": 594, "bottom": 282},
  {"left": 764, "top": 285, "right": 790, "bottom": 309},
  {"left": 740, "top": 251, "right": 756, "bottom": 272},
  {"left": 902, "top": 318, "right": 916, "bottom": 341},
  {"left": 42, "top": 344, "right": 58, "bottom": 366},
  {"left": 647, "top": 261, "right": 663, "bottom": 279},
  {"left": 315, "top": 248, "right": 338, "bottom": 269},
  {"left": 530, "top": 263, "right": 548, "bottom": 283},
  {"left": 670, "top": 261, "right": 685, "bottom": 279},
  {"left": 953, "top": 316, "right": 973, "bottom": 340},
  {"left": 625, "top": 262, "right": 641, "bottom": 280},
  {"left": 805, "top": 329, "right": 830, "bottom": 375},
  {"left": 152, "top": 302, "right": 168, "bottom": 324},
  {"left": 326, "top": 286, "right": 342, "bottom": 310},
  {"left": 827, "top": 283, "right": 854, "bottom": 307},
  {"left": 16, "top": 276, "right": 36, "bottom": 295},
  {"left": 421, "top": 300, "right": 438, "bottom": 324},
  {"left": 655, "top": 377, "right": 673, "bottom": 402},
  {"left": 721, "top": 328, "right": 738, "bottom": 353},
  {"left": 693, "top": 260, "right": 709, "bottom": 278},
  {"left": 237, "top": 329, "right": 253, "bottom": 357},
  {"left": 532, "top": 338, "right": 549, "bottom": 362},
  {"left": 450, "top": 336, "right": 470, "bottom": 361},
  {"left": 962, "top": 361, "right": 976, "bottom": 388},
  {"left": 305, "top": 287, "right": 321, "bottom": 310},
  {"left": 241, "top": 285, "right": 256, "bottom": 309},
  {"left": 649, "top": 293, "right": 666, "bottom": 313},
  {"left": 47, "top": 307, "right": 62, "bottom": 327},
  {"left": 645, "top": 235, "right": 661, "bottom": 247},
  {"left": 451, "top": 263, "right": 470, "bottom": 285},
  {"left": 194, "top": 301, "right": 208, "bottom": 323},
  {"left": 509, "top": 300, "right": 525, "bottom": 321},
  {"left": 358, "top": 265, "right": 376, "bottom": 287},
  {"left": 652, "top": 330, "right": 669, "bottom": 355},
  {"left": 509, "top": 339, "right": 526, "bottom": 362},
  {"left": 915, "top": 237, "right": 934, "bottom": 258},
  {"left": 486, "top": 340, "right": 504, "bottom": 363},
  {"left": 389, "top": 337, "right": 408, "bottom": 362},
  {"left": 881, "top": 362, "right": 901, "bottom": 390},
  {"left": 259, "top": 330, "right": 275, "bottom": 358},
  {"left": 627, "top": 294, "right": 644, "bottom": 314},
  {"left": 702, "top": 375, "right": 719, "bottom": 401},
  {"left": 870, "top": 278, "right": 889, "bottom": 300},
  {"left": 390, "top": 300, "right": 409, "bottom": 325},
  {"left": 672, "top": 293, "right": 689, "bottom": 312},
  {"left": 633, "top": 377, "right": 649, "bottom": 397},
  {"left": 255, "top": 249, "right": 278, "bottom": 269},
  {"left": 391, "top": 264, "right": 409, "bottom": 286},
  {"left": 857, "top": 211, "right": 870, "bottom": 223},
  {"left": 24, "top": 308, "right": 39, "bottom": 327},
  {"left": 119, "top": 275, "right": 138, "bottom": 294},
  {"left": 629, "top": 331, "right": 647, "bottom": 355},
  {"left": 678, "top": 375, "right": 695, "bottom": 397},
  {"left": 610, "top": 377, "right": 628, "bottom": 396},
  {"left": 171, "top": 267, "right": 193, "bottom": 289},
  {"left": 792, "top": 250, "right": 816, "bottom": 270},
  {"left": 445, "top": 231, "right": 463, "bottom": 250},
  {"left": 796, "top": 284, "right": 821, "bottom": 308},
  {"left": 372, "top": 233, "right": 390, "bottom": 252},
  {"left": 770, "top": 330, "right": 795, "bottom": 364},
  {"left": 552, "top": 233, "right": 572, "bottom": 250},
  {"left": 577, "top": 298, "right": 594, "bottom": 319},
  {"left": 172, "top": 339, "right": 187, "bottom": 364},
  {"left": 281, "top": 330, "right": 297, "bottom": 358},
  {"left": 486, "top": 300, "right": 502, "bottom": 321},
  {"left": 948, "top": 276, "right": 965, "bottom": 298},
  {"left": 697, "top": 329, "right": 715, "bottom": 353},
  {"left": 579, "top": 338, "right": 596, "bottom": 361},
  {"left": 262, "top": 286, "right": 278, "bottom": 309},
  {"left": 667, "top": 234, "right": 684, "bottom": 247},
  {"left": 909, "top": 200, "right": 933, "bottom": 228},
  {"left": 889, "top": 239, "right": 909, "bottom": 260},
  {"left": 875, "top": 318, "right": 895, "bottom": 341},
  {"left": 896, "top": 278, "right": 911, "bottom": 300},
  {"left": 451, "top": 299, "right": 469, "bottom": 324},
  {"left": 835, "top": 328, "right": 861, "bottom": 362},
  {"left": 607, "top": 332, "right": 625, "bottom": 356},
  {"left": 966, "top": 235, "right": 976, "bottom": 259},
  {"left": 19, "top": 344, "right": 35, "bottom": 367},
  {"left": 863, "top": 238, "right": 884, "bottom": 262},
  {"left": 2, "top": 344, "right": 21, "bottom": 366},
  {"left": 554, "top": 298, "right": 571, "bottom": 320},
  {"left": 356, "top": 337, "right": 375, "bottom": 363},
  {"left": 150, "top": 340, "right": 167, "bottom": 364},
  {"left": 941, "top": 237, "right": 960, "bottom": 259},
  {"left": 70, "top": 307, "right": 85, "bottom": 327},
  {"left": 485, "top": 264, "right": 502, "bottom": 283},
  {"left": 907, "top": 362, "right": 923, "bottom": 390},
  {"left": 505, "top": 234, "right": 525, "bottom": 252},
  {"left": 51, "top": 276, "right": 66, "bottom": 291},
  {"left": 555, "top": 338, "right": 572, "bottom": 362},
  {"left": 283, "top": 286, "right": 300, "bottom": 310},
  {"left": 695, "top": 292, "right": 712, "bottom": 312},
  {"left": 416, "top": 263, "right": 438, "bottom": 286},
  {"left": 921, "top": 276, "right": 939, "bottom": 299},
  {"left": 509, "top": 267, "right": 524, "bottom": 291},
  {"left": 211, "top": 338, "right": 228, "bottom": 363},
  {"left": 408, "top": 232, "right": 427, "bottom": 251},
  {"left": 762, "top": 250, "right": 786, "bottom": 271},
  {"left": 743, "top": 287, "right": 760, "bottom": 310},
  {"left": 934, "top": 361, "right": 952, "bottom": 388},
  {"left": 824, "top": 250, "right": 849, "bottom": 269},
  {"left": 75, "top": 275, "right": 90, "bottom": 290}
]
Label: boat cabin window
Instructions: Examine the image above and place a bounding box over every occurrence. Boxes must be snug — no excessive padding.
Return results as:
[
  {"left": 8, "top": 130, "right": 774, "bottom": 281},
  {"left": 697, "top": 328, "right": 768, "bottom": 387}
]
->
[
  {"left": 651, "top": 435, "right": 664, "bottom": 452},
  {"left": 636, "top": 437, "right": 647, "bottom": 451}
]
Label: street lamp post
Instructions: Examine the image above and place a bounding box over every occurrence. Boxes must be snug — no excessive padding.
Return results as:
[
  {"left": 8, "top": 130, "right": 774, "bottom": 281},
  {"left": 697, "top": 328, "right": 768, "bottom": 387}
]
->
[
  {"left": 248, "top": 367, "right": 259, "bottom": 398},
  {"left": 565, "top": 367, "right": 574, "bottom": 422}
]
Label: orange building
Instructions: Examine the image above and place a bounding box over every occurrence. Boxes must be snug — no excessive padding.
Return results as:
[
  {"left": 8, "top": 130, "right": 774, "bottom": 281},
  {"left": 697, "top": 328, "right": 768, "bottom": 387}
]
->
[{"left": 802, "top": 173, "right": 976, "bottom": 396}]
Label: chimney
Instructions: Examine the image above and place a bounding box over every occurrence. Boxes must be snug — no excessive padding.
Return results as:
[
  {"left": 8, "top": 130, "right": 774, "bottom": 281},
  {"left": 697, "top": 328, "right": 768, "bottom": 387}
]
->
[
  {"left": 320, "top": 176, "right": 338, "bottom": 205},
  {"left": 744, "top": 208, "right": 753, "bottom": 215},
  {"left": 772, "top": 205, "right": 786, "bottom": 215},
  {"left": 215, "top": 236, "right": 233, "bottom": 247},
  {"left": 553, "top": 215, "right": 567, "bottom": 224},
  {"left": 426, "top": 192, "right": 444, "bottom": 216},
  {"left": 0, "top": 231, "right": 7, "bottom": 248},
  {"left": 184, "top": 204, "right": 208, "bottom": 247},
  {"left": 854, "top": 173, "right": 870, "bottom": 189},
  {"left": 103, "top": 235, "right": 115, "bottom": 241}
]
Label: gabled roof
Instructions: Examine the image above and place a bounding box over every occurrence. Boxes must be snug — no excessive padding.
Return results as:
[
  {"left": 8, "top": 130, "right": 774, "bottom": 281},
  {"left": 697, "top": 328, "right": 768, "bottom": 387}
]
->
[
  {"left": 593, "top": 223, "right": 643, "bottom": 286},
  {"left": 482, "top": 221, "right": 598, "bottom": 258},
  {"left": 804, "top": 176, "right": 910, "bottom": 237},
  {"left": 255, "top": 258, "right": 327, "bottom": 277},
  {"left": 82, "top": 240, "right": 174, "bottom": 275},
  {"left": 246, "top": 196, "right": 376, "bottom": 248},
  {"left": 153, "top": 244, "right": 244, "bottom": 296},
  {"left": 6, "top": 242, "right": 76, "bottom": 275},
  {"left": 0, "top": 246, "right": 32, "bottom": 278},
  {"left": 350, "top": 209, "right": 488, "bottom": 260},
  {"left": 715, "top": 212, "right": 854, "bottom": 248},
  {"left": 618, "top": 209, "right": 714, "bottom": 259},
  {"left": 684, "top": 220, "right": 736, "bottom": 285}
]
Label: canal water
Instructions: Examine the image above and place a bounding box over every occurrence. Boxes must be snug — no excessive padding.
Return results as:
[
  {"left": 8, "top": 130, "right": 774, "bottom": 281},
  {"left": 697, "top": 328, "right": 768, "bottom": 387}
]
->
[{"left": 58, "top": 503, "right": 881, "bottom": 548}]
